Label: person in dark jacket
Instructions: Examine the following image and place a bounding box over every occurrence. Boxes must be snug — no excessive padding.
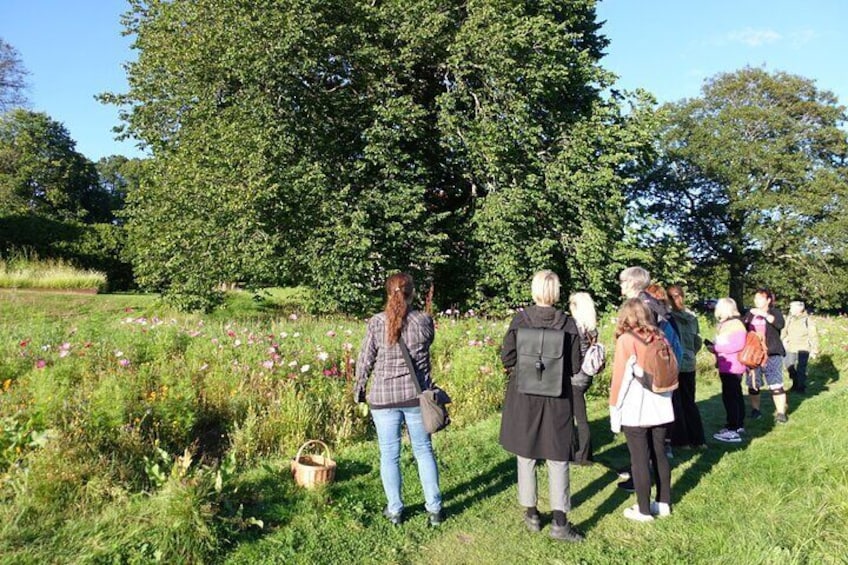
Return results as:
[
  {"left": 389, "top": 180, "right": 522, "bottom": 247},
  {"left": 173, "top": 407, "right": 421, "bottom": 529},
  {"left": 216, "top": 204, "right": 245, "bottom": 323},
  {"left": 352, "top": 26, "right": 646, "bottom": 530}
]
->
[
  {"left": 568, "top": 291, "right": 600, "bottom": 465},
  {"left": 743, "top": 288, "right": 788, "bottom": 423},
  {"left": 666, "top": 284, "right": 706, "bottom": 448},
  {"left": 354, "top": 273, "right": 442, "bottom": 526},
  {"left": 499, "top": 270, "right": 584, "bottom": 542}
]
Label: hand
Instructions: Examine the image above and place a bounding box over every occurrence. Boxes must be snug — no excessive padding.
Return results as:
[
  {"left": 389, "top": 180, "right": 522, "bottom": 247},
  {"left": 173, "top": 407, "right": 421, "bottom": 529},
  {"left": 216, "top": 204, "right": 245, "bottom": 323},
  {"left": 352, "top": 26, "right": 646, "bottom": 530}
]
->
[
  {"left": 749, "top": 308, "right": 767, "bottom": 318},
  {"left": 353, "top": 387, "right": 366, "bottom": 404}
]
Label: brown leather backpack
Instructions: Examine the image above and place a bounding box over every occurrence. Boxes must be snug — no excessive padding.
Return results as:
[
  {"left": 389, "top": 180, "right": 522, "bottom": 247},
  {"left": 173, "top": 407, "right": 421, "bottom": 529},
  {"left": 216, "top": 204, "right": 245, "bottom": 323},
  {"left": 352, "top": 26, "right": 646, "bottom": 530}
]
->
[{"left": 739, "top": 331, "right": 768, "bottom": 368}]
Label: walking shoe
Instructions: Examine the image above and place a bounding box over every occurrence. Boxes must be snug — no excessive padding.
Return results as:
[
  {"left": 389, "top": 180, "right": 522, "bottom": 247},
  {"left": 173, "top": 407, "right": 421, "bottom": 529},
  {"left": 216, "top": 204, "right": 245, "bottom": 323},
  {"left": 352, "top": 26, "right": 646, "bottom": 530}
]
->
[
  {"left": 623, "top": 505, "right": 654, "bottom": 522},
  {"left": 649, "top": 501, "right": 671, "bottom": 517},
  {"left": 428, "top": 510, "right": 444, "bottom": 527},
  {"left": 713, "top": 429, "right": 742, "bottom": 443},
  {"left": 775, "top": 412, "right": 788, "bottom": 424},
  {"left": 751, "top": 409, "right": 763, "bottom": 420},
  {"left": 617, "top": 478, "right": 635, "bottom": 492},
  {"left": 383, "top": 507, "right": 402, "bottom": 526},
  {"left": 736, "top": 427, "right": 745, "bottom": 435},
  {"left": 549, "top": 521, "right": 585, "bottom": 542},
  {"left": 617, "top": 467, "right": 631, "bottom": 480},
  {"left": 524, "top": 513, "right": 541, "bottom": 533}
]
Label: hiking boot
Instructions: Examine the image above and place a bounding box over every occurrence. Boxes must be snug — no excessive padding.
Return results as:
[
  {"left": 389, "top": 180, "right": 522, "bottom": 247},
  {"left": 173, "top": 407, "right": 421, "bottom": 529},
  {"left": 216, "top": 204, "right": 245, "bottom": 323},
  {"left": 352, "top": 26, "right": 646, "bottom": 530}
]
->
[
  {"left": 623, "top": 505, "right": 654, "bottom": 522},
  {"left": 549, "top": 521, "right": 584, "bottom": 542},
  {"left": 524, "top": 513, "right": 541, "bottom": 533},
  {"left": 751, "top": 409, "right": 763, "bottom": 420},
  {"left": 775, "top": 412, "right": 788, "bottom": 424},
  {"left": 649, "top": 501, "right": 671, "bottom": 517},
  {"left": 617, "top": 478, "right": 635, "bottom": 492},
  {"left": 713, "top": 429, "right": 742, "bottom": 443},
  {"left": 383, "top": 507, "right": 402, "bottom": 526},
  {"left": 428, "top": 510, "right": 444, "bottom": 527}
]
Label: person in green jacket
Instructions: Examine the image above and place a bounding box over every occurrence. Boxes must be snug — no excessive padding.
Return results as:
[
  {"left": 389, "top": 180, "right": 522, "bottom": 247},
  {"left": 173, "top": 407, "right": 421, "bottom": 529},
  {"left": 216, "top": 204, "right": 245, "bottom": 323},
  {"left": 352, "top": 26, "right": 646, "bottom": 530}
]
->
[
  {"left": 781, "top": 301, "right": 819, "bottom": 394},
  {"left": 666, "top": 284, "right": 705, "bottom": 448}
]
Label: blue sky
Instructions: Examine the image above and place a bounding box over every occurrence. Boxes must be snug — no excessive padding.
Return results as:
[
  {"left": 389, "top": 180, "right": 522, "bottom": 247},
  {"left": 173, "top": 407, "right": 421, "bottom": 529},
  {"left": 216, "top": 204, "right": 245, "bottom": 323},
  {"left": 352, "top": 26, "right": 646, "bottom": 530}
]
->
[{"left": 2, "top": 0, "right": 847, "bottom": 162}]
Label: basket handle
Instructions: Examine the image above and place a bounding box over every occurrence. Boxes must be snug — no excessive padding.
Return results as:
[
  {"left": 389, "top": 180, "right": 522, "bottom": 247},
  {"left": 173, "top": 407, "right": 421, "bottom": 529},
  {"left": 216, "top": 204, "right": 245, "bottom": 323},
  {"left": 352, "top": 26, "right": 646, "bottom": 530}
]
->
[{"left": 294, "top": 439, "right": 332, "bottom": 463}]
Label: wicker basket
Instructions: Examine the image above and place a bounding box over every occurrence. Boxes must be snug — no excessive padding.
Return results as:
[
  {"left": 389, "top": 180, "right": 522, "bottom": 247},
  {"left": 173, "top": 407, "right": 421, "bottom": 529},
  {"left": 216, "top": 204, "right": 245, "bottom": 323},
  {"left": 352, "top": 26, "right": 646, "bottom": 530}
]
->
[{"left": 291, "top": 440, "right": 336, "bottom": 489}]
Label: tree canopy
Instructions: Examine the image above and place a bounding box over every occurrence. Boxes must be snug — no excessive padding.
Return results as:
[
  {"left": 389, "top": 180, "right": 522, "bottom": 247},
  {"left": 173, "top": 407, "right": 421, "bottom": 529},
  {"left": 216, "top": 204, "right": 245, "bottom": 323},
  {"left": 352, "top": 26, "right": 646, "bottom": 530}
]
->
[
  {"left": 106, "top": 0, "right": 654, "bottom": 312},
  {"left": 632, "top": 68, "right": 848, "bottom": 308}
]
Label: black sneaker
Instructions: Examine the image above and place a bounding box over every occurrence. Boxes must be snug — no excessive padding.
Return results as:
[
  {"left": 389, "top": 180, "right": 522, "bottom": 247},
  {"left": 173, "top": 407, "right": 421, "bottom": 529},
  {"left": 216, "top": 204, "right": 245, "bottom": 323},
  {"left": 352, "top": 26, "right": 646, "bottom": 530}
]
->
[
  {"left": 617, "top": 478, "right": 635, "bottom": 492},
  {"left": 524, "top": 513, "right": 541, "bottom": 533},
  {"left": 383, "top": 507, "right": 402, "bottom": 525},
  {"left": 751, "top": 409, "right": 763, "bottom": 420},
  {"left": 549, "top": 521, "right": 584, "bottom": 542},
  {"left": 428, "top": 510, "right": 444, "bottom": 527}
]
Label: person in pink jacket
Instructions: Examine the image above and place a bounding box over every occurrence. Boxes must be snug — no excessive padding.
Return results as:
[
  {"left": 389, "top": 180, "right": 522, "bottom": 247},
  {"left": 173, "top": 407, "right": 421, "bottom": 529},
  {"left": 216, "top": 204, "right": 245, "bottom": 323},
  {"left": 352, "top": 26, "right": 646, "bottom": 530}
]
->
[{"left": 706, "top": 298, "right": 748, "bottom": 443}]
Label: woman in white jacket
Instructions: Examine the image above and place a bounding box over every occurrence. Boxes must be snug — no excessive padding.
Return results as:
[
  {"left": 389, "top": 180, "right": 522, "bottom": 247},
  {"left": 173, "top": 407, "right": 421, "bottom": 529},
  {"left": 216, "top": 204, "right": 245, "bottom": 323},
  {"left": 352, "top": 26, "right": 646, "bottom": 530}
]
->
[{"left": 609, "top": 298, "right": 674, "bottom": 522}]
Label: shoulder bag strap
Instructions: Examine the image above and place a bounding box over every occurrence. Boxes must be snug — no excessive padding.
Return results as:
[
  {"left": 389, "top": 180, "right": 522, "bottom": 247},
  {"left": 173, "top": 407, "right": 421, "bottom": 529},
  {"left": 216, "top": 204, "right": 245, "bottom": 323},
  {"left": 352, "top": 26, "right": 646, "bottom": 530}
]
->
[{"left": 398, "top": 338, "right": 423, "bottom": 395}]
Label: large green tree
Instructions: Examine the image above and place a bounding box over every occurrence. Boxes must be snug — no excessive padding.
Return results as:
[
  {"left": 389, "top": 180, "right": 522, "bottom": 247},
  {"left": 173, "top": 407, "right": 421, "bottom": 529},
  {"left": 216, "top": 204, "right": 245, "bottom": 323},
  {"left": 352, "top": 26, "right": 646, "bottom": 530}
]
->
[
  {"left": 108, "top": 0, "right": 651, "bottom": 311},
  {"left": 633, "top": 68, "right": 848, "bottom": 308}
]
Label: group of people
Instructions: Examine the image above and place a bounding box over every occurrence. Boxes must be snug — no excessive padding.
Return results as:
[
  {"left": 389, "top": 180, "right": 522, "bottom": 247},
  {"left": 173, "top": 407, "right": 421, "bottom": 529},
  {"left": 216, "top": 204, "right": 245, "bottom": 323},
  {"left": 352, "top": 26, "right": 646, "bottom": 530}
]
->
[{"left": 352, "top": 266, "right": 819, "bottom": 540}]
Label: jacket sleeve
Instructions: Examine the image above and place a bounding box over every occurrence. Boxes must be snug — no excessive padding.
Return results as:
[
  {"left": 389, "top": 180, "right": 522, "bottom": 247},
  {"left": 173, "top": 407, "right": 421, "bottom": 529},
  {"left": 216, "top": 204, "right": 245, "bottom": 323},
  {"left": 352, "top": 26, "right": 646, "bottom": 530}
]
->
[
  {"left": 354, "top": 317, "right": 379, "bottom": 398},
  {"left": 692, "top": 316, "right": 703, "bottom": 354},
  {"left": 500, "top": 314, "right": 521, "bottom": 370},
  {"left": 609, "top": 334, "right": 635, "bottom": 406},
  {"left": 808, "top": 318, "right": 820, "bottom": 356},
  {"left": 769, "top": 308, "right": 785, "bottom": 331}
]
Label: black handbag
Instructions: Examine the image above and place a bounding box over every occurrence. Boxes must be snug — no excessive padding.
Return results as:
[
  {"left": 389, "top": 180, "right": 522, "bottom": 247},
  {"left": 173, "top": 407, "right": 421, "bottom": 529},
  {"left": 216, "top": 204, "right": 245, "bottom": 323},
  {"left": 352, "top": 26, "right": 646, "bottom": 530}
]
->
[{"left": 398, "top": 339, "right": 451, "bottom": 434}]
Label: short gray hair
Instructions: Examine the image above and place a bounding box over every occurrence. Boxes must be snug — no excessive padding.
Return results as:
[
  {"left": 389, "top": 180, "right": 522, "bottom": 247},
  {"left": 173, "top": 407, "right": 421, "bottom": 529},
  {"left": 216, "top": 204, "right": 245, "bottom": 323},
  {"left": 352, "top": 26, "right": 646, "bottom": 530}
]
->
[
  {"left": 619, "top": 266, "right": 651, "bottom": 292},
  {"left": 531, "top": 270, "right": 561, "bottom": 306}
]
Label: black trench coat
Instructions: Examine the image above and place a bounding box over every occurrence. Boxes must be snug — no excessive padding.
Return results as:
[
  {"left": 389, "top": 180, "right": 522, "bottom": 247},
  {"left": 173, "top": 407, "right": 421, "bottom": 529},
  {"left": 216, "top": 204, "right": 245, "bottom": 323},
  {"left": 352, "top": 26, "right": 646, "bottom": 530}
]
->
[{"left": 498, "top": 305, "right": 581, "bottom": 461}]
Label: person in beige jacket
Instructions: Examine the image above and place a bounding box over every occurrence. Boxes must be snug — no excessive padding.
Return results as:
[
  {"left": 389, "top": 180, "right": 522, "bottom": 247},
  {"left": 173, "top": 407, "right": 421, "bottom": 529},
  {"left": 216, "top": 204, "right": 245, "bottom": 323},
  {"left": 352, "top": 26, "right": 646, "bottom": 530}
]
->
[{"left": 781, "top": 301, "right": 819, "bottom": 394}]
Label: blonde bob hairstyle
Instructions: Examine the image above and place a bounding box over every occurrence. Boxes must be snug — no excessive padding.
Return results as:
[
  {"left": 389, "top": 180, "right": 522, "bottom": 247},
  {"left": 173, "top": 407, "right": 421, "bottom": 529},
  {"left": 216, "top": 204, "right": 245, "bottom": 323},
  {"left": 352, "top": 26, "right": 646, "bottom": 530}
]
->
[
  {"left": 569, "top": 292, "right": 597, "bottom": 332},
  {"left": 714, "top": 297, "right": 741, "bottom": 322},
  {"left": 531, "top": 270, "right": 561, "bottom": 306}
]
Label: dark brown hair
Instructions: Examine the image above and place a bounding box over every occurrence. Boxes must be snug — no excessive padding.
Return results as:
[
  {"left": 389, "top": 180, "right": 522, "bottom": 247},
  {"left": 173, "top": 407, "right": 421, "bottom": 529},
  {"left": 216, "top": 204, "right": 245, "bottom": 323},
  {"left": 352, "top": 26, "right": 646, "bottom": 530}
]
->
[{"left": 385, "top": 273, "right": 414, "bottom": 345}]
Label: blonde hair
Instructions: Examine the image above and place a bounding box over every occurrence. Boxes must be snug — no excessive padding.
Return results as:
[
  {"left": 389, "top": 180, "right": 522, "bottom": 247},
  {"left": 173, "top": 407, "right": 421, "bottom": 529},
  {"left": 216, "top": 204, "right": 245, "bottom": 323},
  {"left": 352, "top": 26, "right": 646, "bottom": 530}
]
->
[
  {"left": 569, "top": 292, "right": 597, "bottom": 332},
  {"left": 531, "top": 270, "right": 561, "bottom": 306},
  {"left": 714, "top": 297, "right": 740, "bottom": 322},
  {"left": 615, "top": 298, "right": 660, "bottom": 339},
  {"left": 619, "top": 266, "right": 650, "bottom": 293}
]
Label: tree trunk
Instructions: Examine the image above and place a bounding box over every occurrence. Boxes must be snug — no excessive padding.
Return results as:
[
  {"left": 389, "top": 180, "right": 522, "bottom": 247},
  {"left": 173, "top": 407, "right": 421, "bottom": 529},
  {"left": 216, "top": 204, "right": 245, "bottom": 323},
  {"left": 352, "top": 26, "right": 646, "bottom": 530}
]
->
[{"left": 729, "top": 269, "right": 745, "bottom": 310}]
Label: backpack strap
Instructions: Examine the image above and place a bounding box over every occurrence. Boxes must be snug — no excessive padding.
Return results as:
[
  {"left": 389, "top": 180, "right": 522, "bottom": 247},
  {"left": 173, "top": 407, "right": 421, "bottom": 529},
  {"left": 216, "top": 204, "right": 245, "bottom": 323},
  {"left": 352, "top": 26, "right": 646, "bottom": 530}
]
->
[{"left": 398, "top": 338, "right": 423, "bottom": 395}]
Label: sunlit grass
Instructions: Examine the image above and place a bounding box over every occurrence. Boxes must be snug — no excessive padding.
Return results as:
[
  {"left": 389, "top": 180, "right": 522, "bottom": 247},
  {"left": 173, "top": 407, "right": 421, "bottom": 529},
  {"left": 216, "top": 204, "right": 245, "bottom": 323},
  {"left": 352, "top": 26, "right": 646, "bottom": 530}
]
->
[{"left": 0, "top": 258, "right": 106, "bottom": 290}]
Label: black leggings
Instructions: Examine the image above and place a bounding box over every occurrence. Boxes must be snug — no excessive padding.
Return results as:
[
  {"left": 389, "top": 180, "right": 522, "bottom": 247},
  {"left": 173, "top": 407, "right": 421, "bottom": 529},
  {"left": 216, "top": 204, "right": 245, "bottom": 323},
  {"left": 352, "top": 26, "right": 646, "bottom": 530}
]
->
[
  {"left": 719, "top": 372, "right": 745, "bottom": 430},
  {"left": 623, "top": 425, "right": 671, "bottom": 514},
  {"left": 670, "top": 371, "right": 706, "bottom": 446},
  {"left": 571, "top": 385, "right": 592, "bottom": 463}
]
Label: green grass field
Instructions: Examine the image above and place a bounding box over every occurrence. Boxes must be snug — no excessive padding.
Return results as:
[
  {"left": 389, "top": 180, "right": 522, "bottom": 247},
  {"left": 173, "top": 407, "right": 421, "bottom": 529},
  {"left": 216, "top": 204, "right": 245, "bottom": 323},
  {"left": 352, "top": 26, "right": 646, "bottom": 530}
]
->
[{"left": 0, "top": 291, "right": 845, "bottom": 564}]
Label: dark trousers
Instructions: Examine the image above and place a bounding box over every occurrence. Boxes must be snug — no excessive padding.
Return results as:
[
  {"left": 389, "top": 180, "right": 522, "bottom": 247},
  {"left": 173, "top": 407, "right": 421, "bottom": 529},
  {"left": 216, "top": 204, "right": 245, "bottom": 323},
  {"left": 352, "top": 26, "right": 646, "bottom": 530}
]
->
[
  {"left": 571, "top": 385, "right": 592, "bottom": 463},
  {"left": 623, "top": 425, "right": 671, "bottom": 514},
  {"left": 719, "top": 372, "right": 745, "bottom": 430},
  {"left": 670, "top": 371, "right": 705, "bottom": 446},
  {"left": 786, "top": 351, "right": 810, "bottom": 391}
]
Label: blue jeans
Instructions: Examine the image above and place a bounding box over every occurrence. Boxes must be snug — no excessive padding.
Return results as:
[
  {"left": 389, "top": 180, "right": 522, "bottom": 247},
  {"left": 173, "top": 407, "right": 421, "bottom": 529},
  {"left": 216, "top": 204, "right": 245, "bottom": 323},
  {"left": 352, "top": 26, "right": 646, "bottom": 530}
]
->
[{"left": 371, "top": 406, "right": 442, "bottom": 515}]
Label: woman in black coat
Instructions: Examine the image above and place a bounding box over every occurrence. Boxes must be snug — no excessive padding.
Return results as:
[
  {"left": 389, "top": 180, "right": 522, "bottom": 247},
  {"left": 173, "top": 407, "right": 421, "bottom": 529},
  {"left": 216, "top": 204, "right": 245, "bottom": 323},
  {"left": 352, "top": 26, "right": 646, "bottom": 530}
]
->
[{"left": 499, "top": 270, "right": 584, "bottom": 543}]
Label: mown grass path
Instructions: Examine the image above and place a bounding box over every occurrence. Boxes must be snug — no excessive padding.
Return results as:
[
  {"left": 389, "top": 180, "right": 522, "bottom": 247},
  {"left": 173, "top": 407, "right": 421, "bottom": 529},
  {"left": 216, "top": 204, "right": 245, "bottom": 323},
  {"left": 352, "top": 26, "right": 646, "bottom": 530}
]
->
[{"left": 225, "top": 337, "right": 847, "bottom": 564}]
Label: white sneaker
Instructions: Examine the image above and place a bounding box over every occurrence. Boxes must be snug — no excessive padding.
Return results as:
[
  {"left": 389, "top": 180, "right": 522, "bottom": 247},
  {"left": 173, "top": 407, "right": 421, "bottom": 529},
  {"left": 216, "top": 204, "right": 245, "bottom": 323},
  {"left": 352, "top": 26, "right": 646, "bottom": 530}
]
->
[
  {"left": 713, "top": 429, "right": 742, "bottom": 443},
  {"left": 649, "top": 501, "right": 671, "bottom": 517},
  {"left": 736, "top": 428, "right": 745, "bottom": 435},
  {"left": 623, "top": 505, "right": 654, "bottom": 522}
]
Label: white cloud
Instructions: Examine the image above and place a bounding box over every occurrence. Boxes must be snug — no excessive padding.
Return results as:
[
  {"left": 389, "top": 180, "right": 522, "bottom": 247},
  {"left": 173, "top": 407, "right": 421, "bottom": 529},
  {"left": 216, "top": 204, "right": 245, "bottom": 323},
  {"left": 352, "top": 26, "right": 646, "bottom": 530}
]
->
[{"left": 725, "top": 28, "right": 782, "bottom": 47}]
